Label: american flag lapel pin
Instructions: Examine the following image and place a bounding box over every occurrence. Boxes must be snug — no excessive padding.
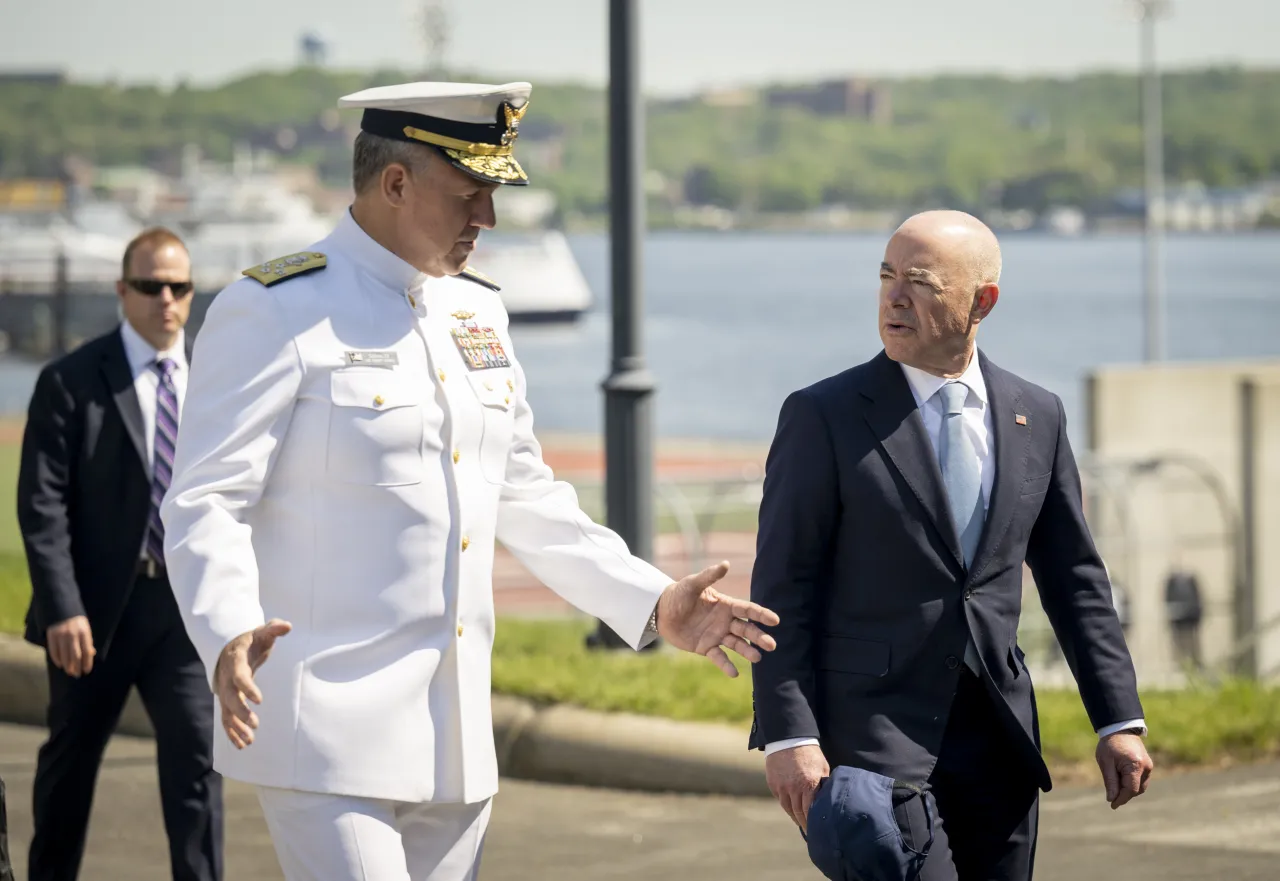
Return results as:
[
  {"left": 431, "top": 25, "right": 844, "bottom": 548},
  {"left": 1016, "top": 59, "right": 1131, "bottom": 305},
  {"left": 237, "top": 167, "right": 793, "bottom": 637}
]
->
[{"left": 1015, "top": 413, "right": 1028, "bottom": 426}]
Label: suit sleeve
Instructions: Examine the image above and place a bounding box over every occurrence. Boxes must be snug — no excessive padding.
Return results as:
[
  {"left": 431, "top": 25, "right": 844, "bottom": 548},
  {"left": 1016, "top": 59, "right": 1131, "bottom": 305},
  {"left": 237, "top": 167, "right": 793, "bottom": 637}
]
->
[
  {"left": 16, "top": 364, "right": 85, "bottom": 631},
  {"left": 493, "top": 354, "right": 670, "bottom": 652},
  {"left": 1025, "top": 394, "right": 1144, "bottom": 730},
  {"left": 748, "top": 390, "right": 840, "bottom": 749},
  {"left": 160, "top": 282, "right": 304, "bottom": 687}
]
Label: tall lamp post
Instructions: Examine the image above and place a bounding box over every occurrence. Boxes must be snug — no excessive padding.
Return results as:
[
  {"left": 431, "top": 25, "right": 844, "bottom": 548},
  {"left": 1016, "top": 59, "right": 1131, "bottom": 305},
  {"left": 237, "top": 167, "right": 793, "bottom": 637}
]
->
[
  {"left": 589, "top": 0, "right": 658, "bottom": 649},
  {"left": 1134, "top": 0, "right": 1171, "bottom": 363}
]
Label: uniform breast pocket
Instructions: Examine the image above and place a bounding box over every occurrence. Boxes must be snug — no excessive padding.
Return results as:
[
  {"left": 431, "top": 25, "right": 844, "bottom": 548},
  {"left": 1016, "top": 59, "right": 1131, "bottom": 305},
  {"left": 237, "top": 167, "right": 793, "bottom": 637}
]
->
[
  {"left": 466, "top": 370, "right": 516, "bottom": 484},
  {"left": 326, "top": 370, "right": 424, "bottom": 486}
]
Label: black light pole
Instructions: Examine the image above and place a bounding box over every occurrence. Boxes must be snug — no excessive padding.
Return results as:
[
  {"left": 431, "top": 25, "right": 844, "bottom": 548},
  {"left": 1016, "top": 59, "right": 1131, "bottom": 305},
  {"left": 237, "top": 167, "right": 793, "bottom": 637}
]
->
[{"left": 589, "top": 0, "right": 657, "bottom": 650}]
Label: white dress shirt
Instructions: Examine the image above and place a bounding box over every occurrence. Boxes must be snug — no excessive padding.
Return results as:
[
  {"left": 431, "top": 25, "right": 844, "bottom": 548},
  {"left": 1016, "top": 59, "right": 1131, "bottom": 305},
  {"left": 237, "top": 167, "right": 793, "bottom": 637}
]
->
[{"left": 765, "top": 356, "right": 1144, "bottom": 757}]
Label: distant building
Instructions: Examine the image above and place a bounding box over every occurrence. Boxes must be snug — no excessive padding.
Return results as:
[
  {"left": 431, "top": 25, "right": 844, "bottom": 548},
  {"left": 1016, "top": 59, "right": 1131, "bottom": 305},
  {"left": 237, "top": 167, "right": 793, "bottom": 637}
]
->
[
  {"left": 1110, "top": 181, "right": 1280, "bottom": 232},
  {"left": 765, "top": 78, "right": 892, "bottom": 124},
  {"left": 0, "top": 71, "right": 67, "bottom": 86},
  {"left": 0, "top": 180, "right": 66, "bottom": 213},
  {"left": 701, "top": 88, "right": 757, "bottom": 109}
]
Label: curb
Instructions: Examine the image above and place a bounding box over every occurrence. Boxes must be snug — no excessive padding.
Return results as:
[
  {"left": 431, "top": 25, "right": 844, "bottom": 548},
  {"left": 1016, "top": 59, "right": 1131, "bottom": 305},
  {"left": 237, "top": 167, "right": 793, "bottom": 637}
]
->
[{"left": 0, "top": 635, "right": 770, "bottom": 798}]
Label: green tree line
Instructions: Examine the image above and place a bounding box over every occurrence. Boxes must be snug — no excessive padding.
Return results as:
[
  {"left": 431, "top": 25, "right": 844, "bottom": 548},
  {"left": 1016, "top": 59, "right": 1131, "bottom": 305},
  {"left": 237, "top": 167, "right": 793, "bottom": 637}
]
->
[{"left": 1, "top": 65, "right": 1277, "bottom": 217}]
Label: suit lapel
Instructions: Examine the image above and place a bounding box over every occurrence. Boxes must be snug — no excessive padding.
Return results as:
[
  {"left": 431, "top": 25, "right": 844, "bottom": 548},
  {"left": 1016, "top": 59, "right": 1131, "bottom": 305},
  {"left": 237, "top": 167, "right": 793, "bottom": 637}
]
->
[
  {"left": 860, "top": 352, "right": 965, "bottom": 570},
  {"left": 968, "top": 353, "right": 1030, "bottom": 581},
  {"left": 101, "top": 330, "right": 148, "bottom": 472}
]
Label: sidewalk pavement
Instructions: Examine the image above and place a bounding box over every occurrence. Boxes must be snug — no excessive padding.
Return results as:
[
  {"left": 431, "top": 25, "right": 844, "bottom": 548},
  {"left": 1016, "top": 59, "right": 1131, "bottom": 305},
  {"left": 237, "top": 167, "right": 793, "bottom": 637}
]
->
[{"left": 0, "top": 721, "right": 1276, "bottom": 881}]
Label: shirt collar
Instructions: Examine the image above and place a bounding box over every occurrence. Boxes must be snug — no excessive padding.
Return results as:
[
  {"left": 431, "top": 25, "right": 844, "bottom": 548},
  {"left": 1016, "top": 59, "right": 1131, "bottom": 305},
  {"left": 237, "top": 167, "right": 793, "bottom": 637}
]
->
[
  {"left": 899, "top": 352, "right": 988, "bottom": 410},
  {"left": 328, "top": 207, "right": 430, "bottom": 293},
  {"left": 119, "top": 320, "right": 186, "bottom": 376}
]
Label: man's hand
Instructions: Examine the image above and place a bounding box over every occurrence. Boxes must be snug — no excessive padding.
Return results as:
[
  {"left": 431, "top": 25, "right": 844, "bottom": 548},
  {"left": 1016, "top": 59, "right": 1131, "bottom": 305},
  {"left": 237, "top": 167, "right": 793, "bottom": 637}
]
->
[
  {"left": 766, "top": 744, "right": 829, "bottom": 832},
  {"left": 47, "top": 615, "right": 95, "bottom": 678},
  {"left": 655, "top": 561, "right": 780, "bottom": 677},
  {"left": 213, "top": 619, "right": 292, "bottom": 749},
  {"left": 1096, "top": 731, "right": 1153, "bottom": 810}
]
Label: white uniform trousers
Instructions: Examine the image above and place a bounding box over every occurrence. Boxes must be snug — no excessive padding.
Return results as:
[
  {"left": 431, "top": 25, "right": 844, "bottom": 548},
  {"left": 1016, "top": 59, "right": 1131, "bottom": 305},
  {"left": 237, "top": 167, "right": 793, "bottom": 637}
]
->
[{"left": 256, "top": 787, "right": 492, "bottom": 881}]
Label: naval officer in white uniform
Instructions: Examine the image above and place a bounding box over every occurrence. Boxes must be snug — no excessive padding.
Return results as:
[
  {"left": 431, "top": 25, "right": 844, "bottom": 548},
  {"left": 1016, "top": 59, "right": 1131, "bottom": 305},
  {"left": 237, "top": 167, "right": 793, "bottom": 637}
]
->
[{"left": 160, "top": 81, "right": 780, "bottom": 881}]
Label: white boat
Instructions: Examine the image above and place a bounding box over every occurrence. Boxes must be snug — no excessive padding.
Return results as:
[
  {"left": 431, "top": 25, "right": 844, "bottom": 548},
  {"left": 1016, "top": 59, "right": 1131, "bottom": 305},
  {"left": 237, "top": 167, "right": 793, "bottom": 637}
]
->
[
  {"left": 0, "top": 181, "right": 591, "bottom": 323},
  {"left": 468, "top": 231, "right": 592, "bottom": 322}
]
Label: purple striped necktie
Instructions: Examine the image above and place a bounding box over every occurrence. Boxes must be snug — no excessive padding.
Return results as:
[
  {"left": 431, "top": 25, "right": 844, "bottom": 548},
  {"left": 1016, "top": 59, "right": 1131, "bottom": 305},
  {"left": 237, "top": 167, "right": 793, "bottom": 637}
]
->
[{"left": 146, "top": 357, "right": 179, "bottom": 565}]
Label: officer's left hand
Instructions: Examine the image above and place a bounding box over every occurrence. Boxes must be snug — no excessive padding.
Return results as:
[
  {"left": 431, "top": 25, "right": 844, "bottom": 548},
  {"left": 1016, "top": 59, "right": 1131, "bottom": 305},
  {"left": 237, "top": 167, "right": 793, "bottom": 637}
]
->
[{"left": 655, "top": 562, "right": 780, "bottom": 677}]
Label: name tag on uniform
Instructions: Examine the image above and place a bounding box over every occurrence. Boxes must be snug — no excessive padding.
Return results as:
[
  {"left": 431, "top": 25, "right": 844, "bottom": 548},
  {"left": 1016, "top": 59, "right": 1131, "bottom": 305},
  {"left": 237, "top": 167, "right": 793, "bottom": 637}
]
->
[
  {"left": 449, "top": 311, "right": 511, "bottom": 370},
  {"left": 344, "top": 350, "right": 399, "bottom": 368}
]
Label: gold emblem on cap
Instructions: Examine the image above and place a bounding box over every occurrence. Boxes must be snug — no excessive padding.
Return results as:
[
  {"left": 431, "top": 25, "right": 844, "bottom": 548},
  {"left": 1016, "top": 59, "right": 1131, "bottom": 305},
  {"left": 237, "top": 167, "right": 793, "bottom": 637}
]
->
[{"left": 501, "top": 102, "right": 528, "bottom": 146}]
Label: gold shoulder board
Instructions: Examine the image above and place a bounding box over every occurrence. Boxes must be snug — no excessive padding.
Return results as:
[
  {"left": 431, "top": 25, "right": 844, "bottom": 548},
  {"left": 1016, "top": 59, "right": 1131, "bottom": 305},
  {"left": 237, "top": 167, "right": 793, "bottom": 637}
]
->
[
  {"left": 458, "top": 266, "right": 501, "bottom": 292},
  {"left": 242, "top": 252, "right": 327, "bottom": 287}
]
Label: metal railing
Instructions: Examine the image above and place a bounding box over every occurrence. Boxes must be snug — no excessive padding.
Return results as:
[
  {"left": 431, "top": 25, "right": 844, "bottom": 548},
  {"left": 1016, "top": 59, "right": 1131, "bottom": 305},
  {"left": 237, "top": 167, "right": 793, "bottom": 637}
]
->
[{"left": 610, "top": 449, "right": 1272, "bottom": 684}]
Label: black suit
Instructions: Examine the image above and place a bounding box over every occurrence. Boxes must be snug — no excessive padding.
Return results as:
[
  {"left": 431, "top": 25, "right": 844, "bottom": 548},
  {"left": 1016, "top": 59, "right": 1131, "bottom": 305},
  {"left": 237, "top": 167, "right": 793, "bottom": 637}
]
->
[
  {"left": 16, "top": 327, "right": 222, "bottom": 881},
  {"left": 750, "top": 350, "right": 1142, "bottom": 880}
]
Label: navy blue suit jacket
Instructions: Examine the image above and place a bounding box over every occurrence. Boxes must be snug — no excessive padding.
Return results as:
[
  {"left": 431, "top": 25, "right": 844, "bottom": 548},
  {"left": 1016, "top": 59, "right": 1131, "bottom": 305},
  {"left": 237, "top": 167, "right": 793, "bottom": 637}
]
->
[{"left": 748, "top": 350, "right": 1143, "bottom": 791}]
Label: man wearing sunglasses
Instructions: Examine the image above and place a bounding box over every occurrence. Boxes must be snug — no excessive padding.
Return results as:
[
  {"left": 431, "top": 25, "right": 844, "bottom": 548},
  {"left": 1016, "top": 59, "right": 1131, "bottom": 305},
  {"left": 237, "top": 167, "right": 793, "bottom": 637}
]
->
[{"left": 16, "top": 227, "right": 222, "bottom": 881}]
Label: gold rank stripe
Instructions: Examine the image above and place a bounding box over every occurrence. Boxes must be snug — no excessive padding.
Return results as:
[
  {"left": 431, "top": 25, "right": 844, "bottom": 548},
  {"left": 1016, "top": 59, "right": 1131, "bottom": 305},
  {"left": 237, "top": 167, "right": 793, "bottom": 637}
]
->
[{"left": 459, "top": 266, "right": 501, "bottom": 291}]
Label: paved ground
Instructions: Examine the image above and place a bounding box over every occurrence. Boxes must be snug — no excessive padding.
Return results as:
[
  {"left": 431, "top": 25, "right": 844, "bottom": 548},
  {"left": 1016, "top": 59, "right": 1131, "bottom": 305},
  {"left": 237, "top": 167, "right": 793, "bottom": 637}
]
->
[{"left": 0, "top": 723, "right": 1276, "bottom": 880}]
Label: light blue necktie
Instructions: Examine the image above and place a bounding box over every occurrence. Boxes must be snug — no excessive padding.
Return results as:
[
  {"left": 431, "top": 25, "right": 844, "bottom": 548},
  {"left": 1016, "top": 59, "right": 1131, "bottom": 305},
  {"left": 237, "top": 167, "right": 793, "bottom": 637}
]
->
[{"left": 937, "top": 382, "right": 984, "bottom": 673}]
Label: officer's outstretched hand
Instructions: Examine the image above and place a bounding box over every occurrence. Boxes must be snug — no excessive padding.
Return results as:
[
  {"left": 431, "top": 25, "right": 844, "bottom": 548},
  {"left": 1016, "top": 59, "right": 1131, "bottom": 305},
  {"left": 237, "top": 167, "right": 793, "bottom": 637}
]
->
[
  {"left": 655, "top": 562, "right": 780, "bottom": 677},
  {"left": 213, "top": 619, "right": 292, "bottom": 749}
]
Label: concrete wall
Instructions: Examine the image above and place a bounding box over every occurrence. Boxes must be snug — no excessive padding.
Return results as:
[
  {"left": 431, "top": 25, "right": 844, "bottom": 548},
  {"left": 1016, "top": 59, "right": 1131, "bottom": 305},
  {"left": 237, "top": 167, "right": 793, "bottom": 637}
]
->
[
  {"left": 1255, "top": 381, "right": 1280, "bottom": 678},
  {"left": 1082, "top": 358, "right": 1280, "bottom": 684}
]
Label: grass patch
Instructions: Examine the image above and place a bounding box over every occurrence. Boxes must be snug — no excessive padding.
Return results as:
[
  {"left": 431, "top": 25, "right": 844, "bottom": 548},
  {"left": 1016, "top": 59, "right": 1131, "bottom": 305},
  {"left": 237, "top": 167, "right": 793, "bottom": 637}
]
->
[
  {"left": 492, "top": 618, "right": 1280, "bottom": 771},
  {"left": 0, "top": 553, "right": 28, "bottom": 635},
  {"left": 492, "top": 616, "right": 756, "bottom": 724},
  {"left": 0, "top": 439, "right": 19, "bottom": 555}
]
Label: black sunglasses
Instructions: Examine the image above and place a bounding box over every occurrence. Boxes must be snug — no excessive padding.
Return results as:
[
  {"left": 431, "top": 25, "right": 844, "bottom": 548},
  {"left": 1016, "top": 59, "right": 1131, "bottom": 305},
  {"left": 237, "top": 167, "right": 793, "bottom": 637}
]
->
[{"left": 126, "top": 278, "right": 195, "bottom": 297}]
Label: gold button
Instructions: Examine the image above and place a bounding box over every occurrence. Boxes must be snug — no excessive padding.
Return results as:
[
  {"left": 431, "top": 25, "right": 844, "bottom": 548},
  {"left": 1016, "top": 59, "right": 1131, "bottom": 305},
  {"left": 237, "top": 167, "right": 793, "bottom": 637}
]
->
[
  {"left": 452, "top": 450, "right": 460, "bottom": 464},
  {"left": 437, "top": 369, "right": 446, "bottom": 382},
  {"left": 504, "top": 396, "right": 510, "bottom": 405},
  {"left": 457, "top": 624, "right": 464, "bottom": 637},
  {"left": 506, "top": 379, "right": 514, "bottom": 391},
  {"left": 408, "top": 294, "right": 416, "bottom": 308},
  {"left": 373, "top": 395, "right": 385, "bottom": 406},
  {"left": 461, "top": 536, "right": 470, "bottom": 551},
  {"left": 484, "top": 381, "right": 493, "bottom": 391}
]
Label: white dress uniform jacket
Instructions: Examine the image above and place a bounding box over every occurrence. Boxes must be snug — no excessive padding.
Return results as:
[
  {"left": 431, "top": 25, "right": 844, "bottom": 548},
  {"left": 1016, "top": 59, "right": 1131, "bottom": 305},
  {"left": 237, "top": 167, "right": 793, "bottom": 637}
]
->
[{"left": 161, "top": 209, "right": 670, "bottom": 805}]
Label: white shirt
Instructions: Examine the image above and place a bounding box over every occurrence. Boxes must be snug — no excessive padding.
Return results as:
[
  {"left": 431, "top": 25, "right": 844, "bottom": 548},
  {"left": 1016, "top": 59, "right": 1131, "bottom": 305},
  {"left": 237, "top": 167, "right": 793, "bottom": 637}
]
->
[
  {"left": 118, "top": 319, "right": 188, "bottom": 474},
  {"left": 765, "top": 356, "right": 1144, "bottom": 757}
]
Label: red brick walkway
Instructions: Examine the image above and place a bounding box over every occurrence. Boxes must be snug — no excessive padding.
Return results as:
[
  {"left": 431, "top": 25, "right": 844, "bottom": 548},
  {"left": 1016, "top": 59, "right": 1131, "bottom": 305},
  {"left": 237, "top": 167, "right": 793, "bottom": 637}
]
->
[
  {"left": 493, "top": 531, "right": 758, "bottom": 615},
  {"left": 495, "top": 435, "right": 765, "bottom": 614}
]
